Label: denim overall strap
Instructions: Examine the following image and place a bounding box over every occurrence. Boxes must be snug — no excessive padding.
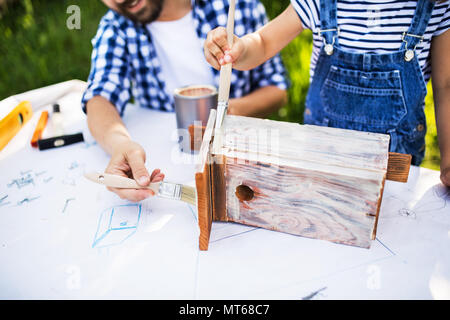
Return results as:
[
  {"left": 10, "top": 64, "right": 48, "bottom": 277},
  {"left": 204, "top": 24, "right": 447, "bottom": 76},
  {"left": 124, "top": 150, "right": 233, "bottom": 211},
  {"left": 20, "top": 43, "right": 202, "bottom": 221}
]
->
[
  {"left": 401, "top": 0, "right": 435, "bottom": 51},
  {"left": 319, "top": 0, "right": 339, "bottom": 50}
]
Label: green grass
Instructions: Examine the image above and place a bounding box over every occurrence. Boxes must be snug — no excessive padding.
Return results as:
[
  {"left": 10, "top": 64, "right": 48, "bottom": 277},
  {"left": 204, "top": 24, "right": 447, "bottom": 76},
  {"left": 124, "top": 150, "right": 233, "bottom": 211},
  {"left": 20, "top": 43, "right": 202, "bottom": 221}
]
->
[
  {"left": 0, "top": 0, "right": 441, "bottom": 170},
  {"left": 0, "top": 0, "right": 106, "bottom": 98},
  {"left": 422, "top": 81, "right": 440, "bottom": 170}
]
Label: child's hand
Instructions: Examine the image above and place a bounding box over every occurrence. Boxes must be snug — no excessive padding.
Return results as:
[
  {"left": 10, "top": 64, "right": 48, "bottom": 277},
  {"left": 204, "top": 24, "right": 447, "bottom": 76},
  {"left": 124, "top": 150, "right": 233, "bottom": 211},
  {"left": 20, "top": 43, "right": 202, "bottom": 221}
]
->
[
  {"left": 204, "top": 27, "right": 245, "bottom": 70},
  {"left": 441, "top": 167, "right": 450, "bottom": 187}
]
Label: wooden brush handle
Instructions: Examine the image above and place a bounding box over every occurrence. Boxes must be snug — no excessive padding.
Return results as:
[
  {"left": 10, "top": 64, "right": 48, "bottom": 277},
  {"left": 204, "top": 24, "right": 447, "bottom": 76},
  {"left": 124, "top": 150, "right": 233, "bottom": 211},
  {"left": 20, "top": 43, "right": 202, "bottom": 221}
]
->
[
  {"left": 94, "top": 173, "right": 160, "bottom": 193},
  {"left": 225, "top": 0, "right": 236, "bottom": 47},
  {"left": 218, "top": 0, "right": 236, "bottom": 103}
]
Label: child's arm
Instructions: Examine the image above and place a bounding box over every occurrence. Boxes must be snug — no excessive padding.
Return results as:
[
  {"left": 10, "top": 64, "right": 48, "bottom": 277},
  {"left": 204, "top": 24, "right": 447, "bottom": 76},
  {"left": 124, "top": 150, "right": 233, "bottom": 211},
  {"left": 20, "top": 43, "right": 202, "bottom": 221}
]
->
[
  {"left": 431, "top": 29, "right": 450, "bottom": 187},
  {"left": 204, "top": 4, "right": 303, "bottom": 71}
]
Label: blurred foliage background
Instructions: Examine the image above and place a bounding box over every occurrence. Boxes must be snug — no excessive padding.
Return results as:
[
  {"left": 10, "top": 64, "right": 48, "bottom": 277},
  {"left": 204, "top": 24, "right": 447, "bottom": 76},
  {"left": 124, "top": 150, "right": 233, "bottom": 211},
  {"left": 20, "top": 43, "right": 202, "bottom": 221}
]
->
[{"left": 0, "top": 0, "right": 441, "bottom": 170}]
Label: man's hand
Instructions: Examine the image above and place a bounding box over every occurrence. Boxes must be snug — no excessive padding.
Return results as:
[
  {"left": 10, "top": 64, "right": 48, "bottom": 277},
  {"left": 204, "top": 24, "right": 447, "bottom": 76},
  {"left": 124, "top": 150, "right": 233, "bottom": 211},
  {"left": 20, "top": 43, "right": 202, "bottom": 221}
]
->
[
  {"left": 86, "top": 96, "right": 165, "bottom": 201},
  {"left": 105, "top": 140, "right": 164, "bottom": 202}
]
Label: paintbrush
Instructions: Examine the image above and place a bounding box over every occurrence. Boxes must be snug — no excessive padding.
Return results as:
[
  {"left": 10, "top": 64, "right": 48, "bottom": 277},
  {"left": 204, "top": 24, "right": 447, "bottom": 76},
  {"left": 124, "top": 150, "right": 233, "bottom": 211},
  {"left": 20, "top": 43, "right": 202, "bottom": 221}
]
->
[
  {"left": 84, "top": 172, "right": 196, "bottom": 205},
  {"left": 215, "top": 0, "right": 236, "bottom": 130}
]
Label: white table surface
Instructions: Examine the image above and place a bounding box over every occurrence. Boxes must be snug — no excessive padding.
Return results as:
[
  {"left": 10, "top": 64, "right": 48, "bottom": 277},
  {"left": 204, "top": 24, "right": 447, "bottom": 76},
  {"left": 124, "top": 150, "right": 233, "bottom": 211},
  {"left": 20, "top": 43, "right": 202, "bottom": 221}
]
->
[{"left": 0, "top": 81, "right": 449, "bottom": 300}]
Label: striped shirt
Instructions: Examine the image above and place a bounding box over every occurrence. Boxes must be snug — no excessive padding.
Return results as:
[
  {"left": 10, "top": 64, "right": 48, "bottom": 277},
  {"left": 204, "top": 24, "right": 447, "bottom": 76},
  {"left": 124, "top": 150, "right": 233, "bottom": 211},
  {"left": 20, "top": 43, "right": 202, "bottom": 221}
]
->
[{"left": 291, "top": 0, "right": 450, "bottom": 82}]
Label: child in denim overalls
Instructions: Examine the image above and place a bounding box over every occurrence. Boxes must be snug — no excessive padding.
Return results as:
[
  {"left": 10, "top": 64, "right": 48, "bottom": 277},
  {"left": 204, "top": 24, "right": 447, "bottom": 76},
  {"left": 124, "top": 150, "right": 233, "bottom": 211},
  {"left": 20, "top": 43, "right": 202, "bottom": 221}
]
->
[{"left": 204, "top": 0, "right": 450, "bottom": 187}]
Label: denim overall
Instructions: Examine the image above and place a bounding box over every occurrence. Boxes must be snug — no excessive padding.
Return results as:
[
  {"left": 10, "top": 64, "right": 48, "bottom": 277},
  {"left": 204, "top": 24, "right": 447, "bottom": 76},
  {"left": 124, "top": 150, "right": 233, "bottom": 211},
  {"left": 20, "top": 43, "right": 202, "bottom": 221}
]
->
[{"left": 304, "top": 0, "right": 435, "bottom": 165}]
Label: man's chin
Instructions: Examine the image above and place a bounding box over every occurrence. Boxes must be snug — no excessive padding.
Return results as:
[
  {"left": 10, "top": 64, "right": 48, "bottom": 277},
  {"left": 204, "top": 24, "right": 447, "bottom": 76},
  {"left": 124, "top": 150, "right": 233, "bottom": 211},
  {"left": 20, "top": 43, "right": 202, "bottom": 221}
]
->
[
  {"left": 136, "top": 10, "right": 160, "bottom": 24},
  {"left": 119, "top": 0, "right": 163, "bottom": 24},
  {"left": 119, "top": 10, "right": 152, "bottom": 24}
]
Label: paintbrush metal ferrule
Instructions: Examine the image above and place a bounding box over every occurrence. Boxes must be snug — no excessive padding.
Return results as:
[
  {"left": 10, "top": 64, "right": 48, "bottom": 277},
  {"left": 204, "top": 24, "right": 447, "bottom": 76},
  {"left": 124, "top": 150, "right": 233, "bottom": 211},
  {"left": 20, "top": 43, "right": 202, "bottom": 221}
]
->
[
  {"left": 157, "top": 182, "right": 182, "bottom": 200},
  {"left": 216, "top": 100, "right": 228, "bottom": 130}
]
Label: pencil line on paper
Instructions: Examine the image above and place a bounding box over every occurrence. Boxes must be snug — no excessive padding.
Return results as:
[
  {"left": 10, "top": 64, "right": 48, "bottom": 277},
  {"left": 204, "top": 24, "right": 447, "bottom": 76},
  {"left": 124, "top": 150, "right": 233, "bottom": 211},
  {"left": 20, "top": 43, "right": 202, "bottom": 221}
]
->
[
  {"left": 210, "top": 227, "right": 259, "bottom": 243},
  {"left": 301, "top": 286, "right": 327, "bottom": 300},
  {"left": 0, "top": 195, "right": 10, "bottom": 207},
  {"left": 62, "top": 198, "right": 76, "bottom": 213},
  {"left": 186, "top": 203, "right": 197, "bottom": 222},
  {"left": 376, "top": 237, "right": 396, "bottom": 256},
  {"left": 16, "top": 196, "right": 40, "bottom": 206}
]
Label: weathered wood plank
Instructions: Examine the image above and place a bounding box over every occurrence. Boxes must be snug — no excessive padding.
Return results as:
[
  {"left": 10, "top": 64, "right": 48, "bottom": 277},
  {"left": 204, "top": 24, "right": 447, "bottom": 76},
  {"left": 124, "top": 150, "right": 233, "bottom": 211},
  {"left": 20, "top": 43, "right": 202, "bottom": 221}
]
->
[
  {"left": 387, "top": 152, "right": 412, "bottom": 183},
  {"left": 219, "top": 115, "right": 390, "bottom": 174},
  {"left": 225, "top": 158, "right": 384, "bottom": 248},
  {"left": 196, "top": 161, "right": 212, "bottom": 251},
  {"left": 195, "top": 110, "right": 216, "bottom": 251},
  {"left": 188, "top": 124, "right": 205, "bottom": 152},
  {"left": 190, "top": 123, "right": 409, "bottom": 182},
  {"left": 211, "top": 154, "right": 227, "bottom": 222},
  {"left": 216, "top": 115, "right": 390, "bottom": 248}
]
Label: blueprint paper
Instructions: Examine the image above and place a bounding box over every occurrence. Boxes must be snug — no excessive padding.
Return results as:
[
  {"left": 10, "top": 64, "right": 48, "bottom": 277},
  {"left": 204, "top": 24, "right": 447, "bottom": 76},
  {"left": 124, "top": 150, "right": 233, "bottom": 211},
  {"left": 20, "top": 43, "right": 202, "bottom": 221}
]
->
[{"left": 0, "top": 83, "right": 449, "bottom": 299}]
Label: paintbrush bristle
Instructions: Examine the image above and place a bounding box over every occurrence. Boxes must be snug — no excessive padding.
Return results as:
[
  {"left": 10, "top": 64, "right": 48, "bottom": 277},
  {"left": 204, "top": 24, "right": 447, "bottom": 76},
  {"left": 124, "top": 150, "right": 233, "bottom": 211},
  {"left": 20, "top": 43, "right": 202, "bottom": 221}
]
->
[{"left": 181, "top": 185, "right": 197, "bottom": 206}]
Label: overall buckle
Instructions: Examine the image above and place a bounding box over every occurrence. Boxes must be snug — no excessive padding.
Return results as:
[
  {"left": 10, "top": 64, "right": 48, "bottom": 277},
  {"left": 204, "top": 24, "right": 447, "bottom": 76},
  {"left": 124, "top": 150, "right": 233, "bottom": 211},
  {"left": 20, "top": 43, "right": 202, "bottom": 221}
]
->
[
  {"left": 402, "top": 32, "right": 424, "bottom": 62},
  {"left": 318, "top": 27, "right": 340, "bottom": 55}
]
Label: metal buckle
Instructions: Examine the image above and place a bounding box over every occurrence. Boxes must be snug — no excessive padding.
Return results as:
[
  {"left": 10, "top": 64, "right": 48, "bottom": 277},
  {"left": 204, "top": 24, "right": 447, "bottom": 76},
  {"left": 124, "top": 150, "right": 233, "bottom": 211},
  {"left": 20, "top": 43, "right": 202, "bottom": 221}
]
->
[
  {"left": 318, "top": 27, "right": 340, "bottom": 55},
  {"left": 402, "top": 32, "right": 424, "bottom": 61}
]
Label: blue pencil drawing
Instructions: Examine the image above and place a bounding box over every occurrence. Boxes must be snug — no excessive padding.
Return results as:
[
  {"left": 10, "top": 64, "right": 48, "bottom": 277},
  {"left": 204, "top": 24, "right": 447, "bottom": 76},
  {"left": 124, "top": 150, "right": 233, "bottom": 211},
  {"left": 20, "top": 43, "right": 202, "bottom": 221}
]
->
[
  {"left": 63, "top": 161, "right": 85, "bottom": 186},
  {"left": 68, "top": 161, "right": 79, "bottom": 170},
  {"left": 7, "top": 173, "right": 35, "bottom": 189},
  {"left": 44, "top": 177, "right": 53, "bottom": 183},
  {"left": 16, "top": 196, "right": 40, "bottom": 206},
  {"left": 0, "top": 195, "right": 10, "bottom": 207},
  {"left": 92, "top": 204, "right": 142, "bottom": 249},
  {"left": 34, "top": 171, "right": 47, "bottom": 177},
  {"left": 62, "top": 198, "right": 76, "bottom": 214},
  {"left": 82, "top": 141, "right": 98, "bottom": 149},
  {"left": 6, "top": 170, "right": 53, "bottom": 190}
]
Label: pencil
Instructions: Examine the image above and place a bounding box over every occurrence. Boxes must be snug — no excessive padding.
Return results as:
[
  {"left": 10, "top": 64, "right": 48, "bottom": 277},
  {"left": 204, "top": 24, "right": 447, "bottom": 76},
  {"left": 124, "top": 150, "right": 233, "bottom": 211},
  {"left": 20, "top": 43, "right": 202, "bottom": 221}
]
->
[{"left": 31, "top": 111, "right": 49, "bottom": 148}]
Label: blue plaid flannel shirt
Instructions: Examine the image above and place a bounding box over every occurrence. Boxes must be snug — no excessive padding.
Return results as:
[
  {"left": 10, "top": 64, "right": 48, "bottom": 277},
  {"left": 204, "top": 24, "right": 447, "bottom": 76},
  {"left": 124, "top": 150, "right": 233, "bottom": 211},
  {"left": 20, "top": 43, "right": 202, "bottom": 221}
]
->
[{"left": 81, "top": 0, "right": 288, "bottom": 115}]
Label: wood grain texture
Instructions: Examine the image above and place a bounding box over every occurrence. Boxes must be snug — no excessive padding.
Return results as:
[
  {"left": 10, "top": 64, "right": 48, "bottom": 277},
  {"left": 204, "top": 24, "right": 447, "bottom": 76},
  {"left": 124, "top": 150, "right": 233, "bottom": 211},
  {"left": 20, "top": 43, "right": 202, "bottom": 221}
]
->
[
  {"left": 371, "top": 175, "right": 386, "bottom": 240},
  {"left": 215, "top": 115, "right": 390, "bottom": 248},
  {"left": 387, "top": 152, "right": 412, "bottom": 183},
  {"left": 195, "top": 111, "right": 216, "bottom": 251},
  {"left": 211, "top": 154, "right": 227, "bottom": 222},
  {"left": 218, "top": 115, "right": 390, "bottom": 177},
  {"left": 195, "top": 160, "right": 212, "bottom": 251},
  {"left": 225, "top": 159, "right": 384, "bottom": 248},
  {"left": 188, "top": 124, "right": 205, "bottom": 152}
]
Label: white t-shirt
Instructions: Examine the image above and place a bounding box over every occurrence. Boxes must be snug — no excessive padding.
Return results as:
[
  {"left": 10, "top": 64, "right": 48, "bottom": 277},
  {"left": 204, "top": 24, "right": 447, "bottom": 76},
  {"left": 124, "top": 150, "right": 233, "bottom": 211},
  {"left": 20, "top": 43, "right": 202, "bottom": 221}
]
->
[{"left": 147, "top": 10, "right": 215, "bottom": 98}]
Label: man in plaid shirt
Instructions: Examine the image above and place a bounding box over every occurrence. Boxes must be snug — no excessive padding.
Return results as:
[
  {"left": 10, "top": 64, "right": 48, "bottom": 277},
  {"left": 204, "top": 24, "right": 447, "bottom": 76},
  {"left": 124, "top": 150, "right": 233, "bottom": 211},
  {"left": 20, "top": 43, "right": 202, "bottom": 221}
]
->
[{"left": 83, "top": 0, "right": 288, "bottom": 202}]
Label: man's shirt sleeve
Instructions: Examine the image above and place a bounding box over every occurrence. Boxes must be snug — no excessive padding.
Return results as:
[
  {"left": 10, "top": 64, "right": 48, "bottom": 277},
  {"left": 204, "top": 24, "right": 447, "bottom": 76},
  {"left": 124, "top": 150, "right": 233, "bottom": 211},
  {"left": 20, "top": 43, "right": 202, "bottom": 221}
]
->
[{"left": 81, "top": 21, "right": 132, "bottom": 116}]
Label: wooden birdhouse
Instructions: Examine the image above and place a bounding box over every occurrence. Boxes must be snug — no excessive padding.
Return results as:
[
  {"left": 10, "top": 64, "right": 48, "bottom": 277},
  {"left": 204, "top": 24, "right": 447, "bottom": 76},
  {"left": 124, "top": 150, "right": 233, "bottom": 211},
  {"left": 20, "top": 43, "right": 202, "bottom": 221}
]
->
[{"left": 193, "top": 110, "right": 411, "bottom": 250}]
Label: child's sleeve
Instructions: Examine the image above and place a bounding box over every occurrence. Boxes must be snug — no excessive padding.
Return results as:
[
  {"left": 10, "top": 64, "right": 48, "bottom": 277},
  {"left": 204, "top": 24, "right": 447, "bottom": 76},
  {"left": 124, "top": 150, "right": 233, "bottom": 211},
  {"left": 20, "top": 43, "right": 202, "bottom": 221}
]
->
[
  {"left": 290, "top": 0, "right": 317, "bottom": 31},
  {"left": 433, "top": 2, "right": 450, "bottom": 36}
]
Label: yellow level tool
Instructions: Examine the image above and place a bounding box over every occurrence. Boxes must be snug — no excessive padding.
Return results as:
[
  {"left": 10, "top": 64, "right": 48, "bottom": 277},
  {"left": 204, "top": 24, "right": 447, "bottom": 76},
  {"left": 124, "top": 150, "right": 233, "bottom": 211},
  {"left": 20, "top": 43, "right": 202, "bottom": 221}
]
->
[{"left": 0, "top": 101, "right": 33, "bottom": 151}]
